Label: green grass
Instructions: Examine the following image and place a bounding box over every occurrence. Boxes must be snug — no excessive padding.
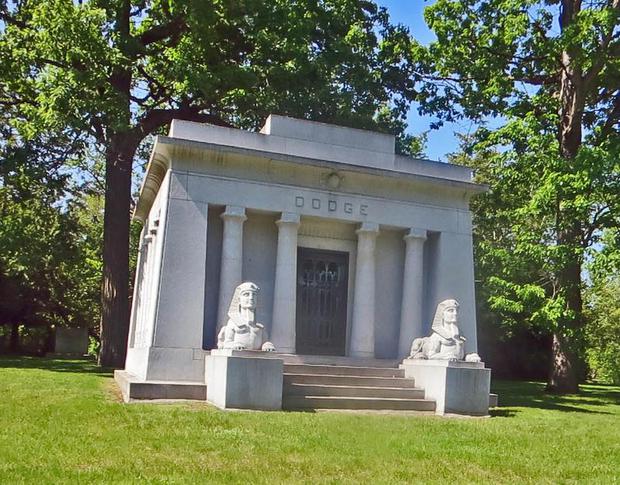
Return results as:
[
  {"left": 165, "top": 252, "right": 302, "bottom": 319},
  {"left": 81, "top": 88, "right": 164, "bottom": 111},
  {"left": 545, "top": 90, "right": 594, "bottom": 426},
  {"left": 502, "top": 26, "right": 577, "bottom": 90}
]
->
[{"left": 1, "top": 357, "right": 619, "bottom": 484}]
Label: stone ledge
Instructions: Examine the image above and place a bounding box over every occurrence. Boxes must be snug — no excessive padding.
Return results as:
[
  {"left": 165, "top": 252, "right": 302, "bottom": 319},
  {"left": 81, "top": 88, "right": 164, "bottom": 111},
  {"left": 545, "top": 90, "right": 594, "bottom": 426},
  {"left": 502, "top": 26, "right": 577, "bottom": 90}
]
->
[
  {"left": 400, "top": 358, "right": 486, "bottom": 369},
  {"left": 114, "top": 370, "right": 206, "bottom": 403}
]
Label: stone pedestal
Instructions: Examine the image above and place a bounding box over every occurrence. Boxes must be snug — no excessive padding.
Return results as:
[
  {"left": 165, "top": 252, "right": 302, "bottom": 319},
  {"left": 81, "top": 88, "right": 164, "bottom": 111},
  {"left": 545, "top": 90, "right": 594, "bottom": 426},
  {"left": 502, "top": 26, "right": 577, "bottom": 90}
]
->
[
  {"left": 401, "top": 359, "right": 491, "bottom": 416},
  {"left": 205, "top": 350, "right": 283, "bottom": 410}
]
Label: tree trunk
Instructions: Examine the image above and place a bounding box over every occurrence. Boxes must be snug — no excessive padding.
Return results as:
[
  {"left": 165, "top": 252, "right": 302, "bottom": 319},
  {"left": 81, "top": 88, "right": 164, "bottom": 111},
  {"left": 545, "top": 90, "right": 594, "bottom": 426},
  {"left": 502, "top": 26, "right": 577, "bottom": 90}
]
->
[
  {"left": 546, "top": 0, "right": 586, "bottom": 393},
  {"left": 548, "top": 333, "right": 579, "bottom": 393},
  {"left": 98, "top": 134, "right": 137, "bottom": 368},
  {"left": 9, "top": 321, "right": 19, "bottom": 353}
]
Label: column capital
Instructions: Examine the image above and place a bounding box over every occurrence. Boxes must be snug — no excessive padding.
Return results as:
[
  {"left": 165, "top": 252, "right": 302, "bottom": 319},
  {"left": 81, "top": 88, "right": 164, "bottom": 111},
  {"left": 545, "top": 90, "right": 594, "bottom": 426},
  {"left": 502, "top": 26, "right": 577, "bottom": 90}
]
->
[
  {"left": 220, "top": 205, "right": 247, "bottom": 222},
  {"left": 276, "top": 212, "right": 301, "bottom": 227},
  {"left": 404, "top": 228, "right": 427, "bottom": 242},
  {"left": 356, "top": 222, "right": 380, "bottom": 236}
]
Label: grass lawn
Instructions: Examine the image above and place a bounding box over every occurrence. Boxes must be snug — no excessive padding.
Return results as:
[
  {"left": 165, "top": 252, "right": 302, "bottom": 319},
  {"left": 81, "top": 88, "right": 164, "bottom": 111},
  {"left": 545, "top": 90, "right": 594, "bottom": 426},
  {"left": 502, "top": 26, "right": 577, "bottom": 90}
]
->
[{"left": 0, "top": 357, "right": 619, "bottom": 484}]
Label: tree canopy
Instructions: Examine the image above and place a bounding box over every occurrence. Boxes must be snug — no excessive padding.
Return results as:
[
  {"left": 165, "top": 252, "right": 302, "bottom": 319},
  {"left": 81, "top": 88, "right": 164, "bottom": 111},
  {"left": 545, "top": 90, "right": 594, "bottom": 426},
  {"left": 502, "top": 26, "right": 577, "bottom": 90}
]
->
[
  {"left": 0, "top": 132, "right": 102, "bottom": 352},
  {"left": 416, "top": 0, "right": 620, "bottom": 391},
  {"left": 1, "top": 0, "right": 419, "bottom": 366}
]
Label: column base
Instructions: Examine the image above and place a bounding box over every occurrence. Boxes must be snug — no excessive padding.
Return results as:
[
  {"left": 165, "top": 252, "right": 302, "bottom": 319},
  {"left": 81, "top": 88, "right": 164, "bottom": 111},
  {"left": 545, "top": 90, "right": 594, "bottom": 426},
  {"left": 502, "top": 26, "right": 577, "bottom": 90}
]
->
[
  {"left": 349, "top": 350, "right": 375, "bottom": 358},
  {"left": 274, "top": 346, "right": 296, "bottom": 354}
]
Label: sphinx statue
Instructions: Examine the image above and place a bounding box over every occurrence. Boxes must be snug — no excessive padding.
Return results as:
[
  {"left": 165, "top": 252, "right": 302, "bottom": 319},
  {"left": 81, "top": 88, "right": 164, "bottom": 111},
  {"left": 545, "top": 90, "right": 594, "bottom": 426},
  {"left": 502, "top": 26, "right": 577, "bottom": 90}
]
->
[
  {"left": 217, "top": 282, "right": 275, "bottom": 351},
  {"left": 409, "top": 299, "right": 481, "bottom": 362}
]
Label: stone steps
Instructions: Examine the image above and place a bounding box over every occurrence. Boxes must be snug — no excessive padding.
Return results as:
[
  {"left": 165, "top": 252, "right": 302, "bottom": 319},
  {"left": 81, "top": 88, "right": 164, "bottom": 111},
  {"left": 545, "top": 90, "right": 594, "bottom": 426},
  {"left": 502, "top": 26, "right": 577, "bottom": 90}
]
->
[
  {"left": 283, "top": 395, "right": 436, "bottom": 411},
  {"left": 283, "top": 373, "right": 417, "bottom": 388},
  {"left": 283, "top": 363, "right": 405, "bottom": 378},
  {"left": 279, "top": 354, "right": 401, "bottom": 368},
  {"left": 282, "top": 363, "right": 435, "bottom": 412},
  {"left": 285, "top": 383, "right": 425, "bottom": 399}
]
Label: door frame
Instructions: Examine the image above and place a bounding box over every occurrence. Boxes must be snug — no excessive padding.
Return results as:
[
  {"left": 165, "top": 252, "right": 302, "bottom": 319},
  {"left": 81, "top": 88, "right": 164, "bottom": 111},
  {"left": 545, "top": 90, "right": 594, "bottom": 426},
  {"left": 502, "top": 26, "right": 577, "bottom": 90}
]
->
[{"left": 296, "top": 235, "right": 356, "bottom": 355}]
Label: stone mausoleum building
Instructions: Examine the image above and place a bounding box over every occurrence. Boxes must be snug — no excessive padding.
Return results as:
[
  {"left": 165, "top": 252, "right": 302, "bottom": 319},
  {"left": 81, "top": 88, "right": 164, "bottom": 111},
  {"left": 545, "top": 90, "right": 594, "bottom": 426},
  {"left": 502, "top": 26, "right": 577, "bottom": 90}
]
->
[{"left": 117, "top": 115, "right": 493, "bottom": 415}]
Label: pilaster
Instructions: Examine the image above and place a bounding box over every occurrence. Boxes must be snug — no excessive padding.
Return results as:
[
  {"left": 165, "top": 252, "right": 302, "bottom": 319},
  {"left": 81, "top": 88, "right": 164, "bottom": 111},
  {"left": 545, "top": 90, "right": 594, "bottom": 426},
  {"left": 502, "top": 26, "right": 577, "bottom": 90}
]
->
[
  {"left": 271, "top": 212, "right": 301, "bottom": 353},
  {"left": 349, "top": 222, "right": 379, "bottom": 358},
  {"left": 398, "top": 228, "right": 427, "bottom": 358}
]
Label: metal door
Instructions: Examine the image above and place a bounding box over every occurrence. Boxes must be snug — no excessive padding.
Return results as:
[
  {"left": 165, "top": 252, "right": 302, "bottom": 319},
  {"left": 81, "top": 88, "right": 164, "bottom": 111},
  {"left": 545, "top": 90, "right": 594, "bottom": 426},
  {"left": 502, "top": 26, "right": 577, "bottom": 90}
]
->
[{"left": 296, "top": 248, "right": 349, "bottom": 355}]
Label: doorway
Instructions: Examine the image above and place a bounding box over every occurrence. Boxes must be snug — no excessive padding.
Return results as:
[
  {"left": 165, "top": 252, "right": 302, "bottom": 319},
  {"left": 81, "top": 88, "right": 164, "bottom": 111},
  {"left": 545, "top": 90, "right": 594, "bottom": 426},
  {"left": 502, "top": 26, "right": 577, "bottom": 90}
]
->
[{"left": 296, "top": 247, "right": 349, "bottom": 355}]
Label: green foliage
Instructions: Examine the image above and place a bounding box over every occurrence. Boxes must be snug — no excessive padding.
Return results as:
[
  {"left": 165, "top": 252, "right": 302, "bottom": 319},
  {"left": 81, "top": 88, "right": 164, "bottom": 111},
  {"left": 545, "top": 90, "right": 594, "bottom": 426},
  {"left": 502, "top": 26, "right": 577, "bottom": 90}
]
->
[
  {"left": 584, "top": 230, "right": 620, "bottom": 384},
  {"left": 0, "top": 135, "right": 102, "bottom": 343},
  {"left": 1, "top": 1, "right": 423, "bottom": 363},
  {"left": 1, "top": 0, "right": 418, "bottom": 137},
  {"left": 585, "top": 279, "right": 620, "bottom": 384},
  {"left": 421, "top": 1, "right": 620, "bottom": 386},
  {"left": 87, "top": 335, "right": 101, "bottom": 358}
]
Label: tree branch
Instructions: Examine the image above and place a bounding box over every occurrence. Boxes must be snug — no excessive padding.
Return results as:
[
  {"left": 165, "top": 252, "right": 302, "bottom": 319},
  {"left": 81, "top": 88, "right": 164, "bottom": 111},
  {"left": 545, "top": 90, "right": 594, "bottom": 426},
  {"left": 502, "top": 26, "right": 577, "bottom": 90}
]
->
[
  {"left": 0, "top": 9, "right": 27, "bottom": 29},
  {"left": 138, "top": 17, "right": 186, "bottom": 47},
  {"left": 600, "top": 91, "right": 620, "bottom": 137},
  {"left": 136, "top": 103, "right": 232, "bottom": 137},
  {"left": 583, "top": 0, "right": 620, "bottom": 89}
]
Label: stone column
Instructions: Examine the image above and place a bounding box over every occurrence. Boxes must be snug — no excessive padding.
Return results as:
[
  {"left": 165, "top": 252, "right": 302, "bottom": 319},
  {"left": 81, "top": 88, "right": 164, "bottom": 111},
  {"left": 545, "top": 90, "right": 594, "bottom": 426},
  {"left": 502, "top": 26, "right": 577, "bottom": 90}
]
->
[
  {"left": 350, "top": 222, "right": 379, "bottom": 358},
  {"left": 398, "top": 228, "right": 427, "bottom": 359},
  {"left": 271, "top": 212, "right": 301, "bottom": 353},
  {"left": 217, "top": 206, "right": 247, "bottom": 332}
]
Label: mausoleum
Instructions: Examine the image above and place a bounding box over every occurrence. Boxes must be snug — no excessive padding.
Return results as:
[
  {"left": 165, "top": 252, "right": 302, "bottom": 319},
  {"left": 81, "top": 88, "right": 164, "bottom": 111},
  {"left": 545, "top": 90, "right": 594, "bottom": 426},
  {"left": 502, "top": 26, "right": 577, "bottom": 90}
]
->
[{"left": 117, "top": 115, "right": 493, "bottom": 415}]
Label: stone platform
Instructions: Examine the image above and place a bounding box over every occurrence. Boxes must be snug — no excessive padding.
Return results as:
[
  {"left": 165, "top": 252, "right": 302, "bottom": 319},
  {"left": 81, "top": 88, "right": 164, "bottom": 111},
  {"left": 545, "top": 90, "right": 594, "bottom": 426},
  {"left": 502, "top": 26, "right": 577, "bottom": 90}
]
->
[
  {"left": 206, "top": 350, "right": 283, "bottom": 410},
  {"left": 115, "top": 351, "right": 496, "bottom": 415},
  {"left": 115, "top": 369, "right": 206, "bottom": 402},
  {"left": 400, "top": 359, "right": 492, "bottom": 416},
  {"left": 282, "top": 362, "right": 435, "bottom": 412},
  {"left": 115, "top": 351, "right": 404, "bottom": 403}
]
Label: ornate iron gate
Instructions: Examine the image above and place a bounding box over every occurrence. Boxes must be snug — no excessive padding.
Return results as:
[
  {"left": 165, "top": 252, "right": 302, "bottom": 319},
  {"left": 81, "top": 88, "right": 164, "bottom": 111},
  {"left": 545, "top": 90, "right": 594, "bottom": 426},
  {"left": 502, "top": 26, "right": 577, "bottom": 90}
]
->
[{"left": 296, "top": 248, "right": 349, "bottom": 355}]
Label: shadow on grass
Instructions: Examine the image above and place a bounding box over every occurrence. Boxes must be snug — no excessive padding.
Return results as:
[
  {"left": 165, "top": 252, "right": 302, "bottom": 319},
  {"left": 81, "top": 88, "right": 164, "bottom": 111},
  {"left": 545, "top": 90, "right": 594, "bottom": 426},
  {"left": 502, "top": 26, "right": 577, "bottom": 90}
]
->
[
  {"left": 489, "top": 408, "right": 519, "bottom": 418},
  {"left": 0, "top": 355, "right": 113, "bottom": 378},
  {"left": 491, "top": 380, "right": 619, "bottom": 414}
]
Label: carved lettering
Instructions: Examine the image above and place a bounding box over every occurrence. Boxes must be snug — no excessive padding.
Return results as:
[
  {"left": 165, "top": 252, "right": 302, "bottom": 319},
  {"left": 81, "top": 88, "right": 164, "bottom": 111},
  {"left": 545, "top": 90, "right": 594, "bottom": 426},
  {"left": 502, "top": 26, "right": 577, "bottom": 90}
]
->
[{"left": 293, "top": 195, "right": 369, "bottom": 217}]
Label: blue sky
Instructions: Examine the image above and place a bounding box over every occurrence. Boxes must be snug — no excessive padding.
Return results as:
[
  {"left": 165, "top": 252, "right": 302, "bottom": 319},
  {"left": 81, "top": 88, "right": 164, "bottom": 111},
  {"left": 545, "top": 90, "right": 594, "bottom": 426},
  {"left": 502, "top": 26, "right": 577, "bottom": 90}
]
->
[{"left": 375, "top": 0, "right": 478, "bottom": 161}]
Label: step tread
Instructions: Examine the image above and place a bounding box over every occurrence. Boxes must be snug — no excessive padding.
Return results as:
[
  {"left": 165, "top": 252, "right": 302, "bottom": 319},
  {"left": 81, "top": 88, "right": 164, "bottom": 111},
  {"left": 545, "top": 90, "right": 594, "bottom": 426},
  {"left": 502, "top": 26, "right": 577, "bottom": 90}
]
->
[
  {"left": 287, "top": 395, "right": 431, "bottom": 402},
  {"left": 283, "top": 374, "right": 416, "bottom": 388},
  {"left": 284, "top": 372, "right": 409, "bottom": 379},
  {"left": 283, "top": 394, "right": 436, "bottom": 411},
  {"left": 283, "top": 364, "right": 402, "bottom": 371},
  {"left": 284, "top": 383, "right": 423, "bottom": 391},
  {"left": 283, "top": 365, "right": 404, "bottom": 377}
]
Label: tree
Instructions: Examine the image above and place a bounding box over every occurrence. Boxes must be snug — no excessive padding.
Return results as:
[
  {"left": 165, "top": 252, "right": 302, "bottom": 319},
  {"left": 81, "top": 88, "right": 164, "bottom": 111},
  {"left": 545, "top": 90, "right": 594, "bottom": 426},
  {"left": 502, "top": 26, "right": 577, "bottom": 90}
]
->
[
  {"left": 417, "top": 0, "right": 620, "bottom": 392},
  {"left": 0, "top": 0, "right": 418, "bottom": 367},
  {"left": 585, "top": 274, "right": 620, "bottom": 384},
  {"left": 0, "top": 132, "right": 102, "bottom": 351},
  {"left": 584, "top": 229, "right": 620, "bottom": 384}
]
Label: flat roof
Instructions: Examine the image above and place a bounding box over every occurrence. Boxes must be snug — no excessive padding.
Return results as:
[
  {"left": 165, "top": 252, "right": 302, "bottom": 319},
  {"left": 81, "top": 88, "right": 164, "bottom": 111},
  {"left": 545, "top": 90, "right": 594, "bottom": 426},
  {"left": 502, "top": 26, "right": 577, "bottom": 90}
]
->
[
  {"left": 168, "top": 116, "right": 475, "bottom": 183},
  {"left": 134, "top": 116, "right": 487, "bottom": 221}
]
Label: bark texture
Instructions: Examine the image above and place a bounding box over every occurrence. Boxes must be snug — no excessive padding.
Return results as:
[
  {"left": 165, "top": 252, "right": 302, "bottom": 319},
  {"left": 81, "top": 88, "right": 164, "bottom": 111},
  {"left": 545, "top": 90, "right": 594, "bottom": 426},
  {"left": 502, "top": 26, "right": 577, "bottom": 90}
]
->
[
  {"left": 98, "top": 134, "right": 136, "bottom": 368},
  {"left": 548, "top": 333, "right": 579, "bottom": 393},
  {"left": 547, "top": 0, "right": 586, "bottom": 393}
]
